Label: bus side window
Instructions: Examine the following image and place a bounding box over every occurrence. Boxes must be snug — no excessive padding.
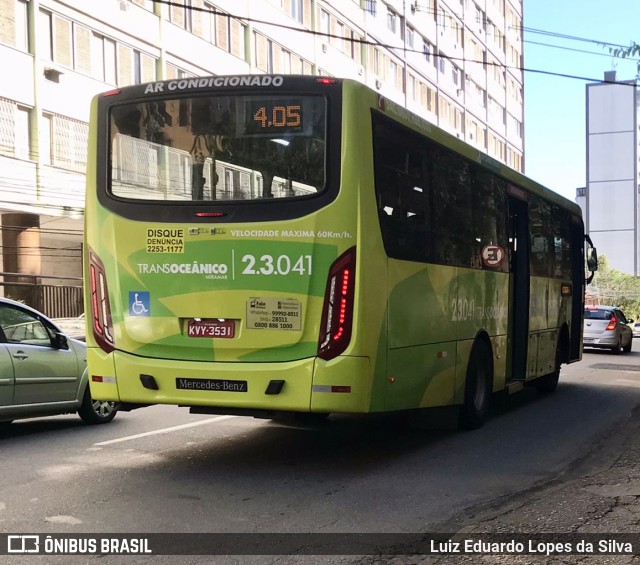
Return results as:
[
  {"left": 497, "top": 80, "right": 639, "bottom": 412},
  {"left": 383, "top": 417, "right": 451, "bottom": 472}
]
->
[{"left": 529, "top": 197, "right": 553, "bottom": 277}]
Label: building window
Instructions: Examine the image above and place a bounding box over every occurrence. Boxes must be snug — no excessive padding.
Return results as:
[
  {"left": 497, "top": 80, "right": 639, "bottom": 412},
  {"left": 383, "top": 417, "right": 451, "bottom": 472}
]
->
[
  {"left": 488, "top": 96, "right": 505, "bottom": 125},
  {"left": 406, "top": 25, "right": 414, "bottom": 49},
  {"left": 333, "top": 20, "right": 345, "bottom": 51},
  {"left": 451, "top": 64, "right": 461, "bottom": 86},
  {"left": 40, "top": 10, "right": 72, "bottom": 67},
  {"left": 291, "top": 0, "right": 303, "bottom": 23},
  {"left": 116, "top": 44, "right": 156, "bottom": 87},
  {"left": 170, "top": 0, "right": 193, "bottom": 32},
  {"left": 507, "top": 113, "right": 522, "bottom": 139},
  {"left": 103, "top": 36, "right": 117, "bottom": 84},
  {"left": 320, "top": 9, "right": 330, "bottom": 36},
  {"left": 389, "top": 59, "right": 397, "bottom": 84},
  {"left": 254, "top": 32, "right": 271, "bottom": 72},
  {"left": 15, "top": 0, "right": 28, "bottom": 51},
  {"left": 350, "top": 30, "right": 362, "bottom": 62},
  {"left": 489, "top": 132, "right": 506, "bottom": 161},
  {"left": 407, "top": 73, "right": 416, "bottom": 100},
  {"left": 420, "top": 81, "right": 436, "bottom": 113},
  {"left": 365, "top": 0, "right": 376, "bottom": 16},
  {"left": 0, "top": 0, "right": 28, "bottom": 51},
  {"left": 200, "top": 3, "right": 247, "bottom": 61},
  {"left": 165, "top": 64, "right": 195, "bottom": 80},
  {"left": 45, "top": 113, "right": 88, "bottom": 173},
  {"left": 508, "top": 148, "right": 522, "bottom": 171},
  {"left": 422, "top": 38, "right": 431, "bottom": 63},
  {"left": 387, "top": 8, "right": 397, "bottom": 34},
  {"left": 0, "top": 98, "right": 30, "bottom": 160},
  {"left": 474, "top": 4, "right": 485, "bottom": 29}
]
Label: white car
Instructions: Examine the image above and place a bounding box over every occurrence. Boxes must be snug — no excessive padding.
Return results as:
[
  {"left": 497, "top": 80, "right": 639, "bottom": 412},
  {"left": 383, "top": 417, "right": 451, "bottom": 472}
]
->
[{"left": 583, "top": 306, "right": 633, "bottom": 354}]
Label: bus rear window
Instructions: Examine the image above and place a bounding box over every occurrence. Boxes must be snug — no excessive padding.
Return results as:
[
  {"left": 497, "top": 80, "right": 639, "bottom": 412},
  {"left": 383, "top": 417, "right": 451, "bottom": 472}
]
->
[{"left": 108, "top": 95, "right": 326, "bottom": 202}]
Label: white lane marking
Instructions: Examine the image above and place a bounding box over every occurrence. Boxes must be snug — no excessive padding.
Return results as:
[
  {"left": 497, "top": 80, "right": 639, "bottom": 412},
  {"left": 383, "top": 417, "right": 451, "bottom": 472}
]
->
[{"left": 94, "top": 415, "right": 236, "bottom": 446}]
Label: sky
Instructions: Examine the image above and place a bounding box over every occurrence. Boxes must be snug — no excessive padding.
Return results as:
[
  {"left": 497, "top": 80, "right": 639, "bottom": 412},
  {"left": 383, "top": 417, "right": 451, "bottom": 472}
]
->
[{"left": 522, "top": 0, "right": 639, "bottom": 202}]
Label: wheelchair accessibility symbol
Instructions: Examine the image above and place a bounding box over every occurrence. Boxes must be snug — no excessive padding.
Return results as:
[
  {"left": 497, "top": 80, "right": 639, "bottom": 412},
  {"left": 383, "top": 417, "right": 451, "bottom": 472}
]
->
[{"left": 129, "top": 291, "right": 150, "bottom": 316}]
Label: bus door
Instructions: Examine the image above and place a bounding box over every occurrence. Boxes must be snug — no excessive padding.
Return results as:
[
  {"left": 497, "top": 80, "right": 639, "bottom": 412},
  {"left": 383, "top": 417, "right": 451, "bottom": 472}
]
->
[
  {"left": 508, "top": 191, "right": 529, "bottom": 381},
  {"left": 568, "top": 216, "right": 586, "bottom": 361}
]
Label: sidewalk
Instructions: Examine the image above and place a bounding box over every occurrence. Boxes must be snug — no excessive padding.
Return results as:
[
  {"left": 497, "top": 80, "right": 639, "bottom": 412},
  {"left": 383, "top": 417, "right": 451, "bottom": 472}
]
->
[{"left": 368, "top": 405, "right": 640, "bottom": 564}]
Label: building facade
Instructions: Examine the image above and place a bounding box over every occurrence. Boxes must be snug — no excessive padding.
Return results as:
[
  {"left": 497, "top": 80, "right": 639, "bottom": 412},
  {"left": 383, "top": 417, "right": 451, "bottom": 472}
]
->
[
  {"left": 0, "top": 0, "right": 524, "bottom": 286},
  {"left": 585, "top": 71, "right": 639, "bottom": 276}
]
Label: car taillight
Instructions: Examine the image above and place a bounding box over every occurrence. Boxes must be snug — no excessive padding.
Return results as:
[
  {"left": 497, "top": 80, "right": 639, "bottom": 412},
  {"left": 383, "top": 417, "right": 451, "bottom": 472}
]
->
[
  {"left": 317, "top": 247, "right": 356, "bottom": 361},
  {"left": 88, "top": 249, "right": 115, "bottom": 353},
  {"left": 606, "top": 317, "right": 617, "bottom": 331}
]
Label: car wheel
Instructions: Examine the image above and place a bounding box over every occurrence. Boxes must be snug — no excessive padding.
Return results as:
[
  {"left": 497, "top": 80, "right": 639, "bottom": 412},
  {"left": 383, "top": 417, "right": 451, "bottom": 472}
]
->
[
  {"left": 623, "top": 337, "right": 632, "bottom": 353},
  {"left": 459, "top": 339, "right": 493, "bottom": 430},
  {"left": 78, "top": 387, "right": 118, "bottom": 424}
]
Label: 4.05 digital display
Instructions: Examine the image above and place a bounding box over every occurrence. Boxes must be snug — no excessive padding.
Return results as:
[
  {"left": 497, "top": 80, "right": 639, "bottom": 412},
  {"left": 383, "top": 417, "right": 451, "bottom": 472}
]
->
[{"left": 244, "top": 99, "right": 304, "bottom": 136}]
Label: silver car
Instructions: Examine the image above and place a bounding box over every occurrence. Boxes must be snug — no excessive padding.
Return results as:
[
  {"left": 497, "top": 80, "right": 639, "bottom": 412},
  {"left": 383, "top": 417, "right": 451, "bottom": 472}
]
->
[
  {"left": 583, "top": 306, "right": 634, "bottom": 354},
  {"left": 0, "top": 298, "right": 117, "bottom": 425}
]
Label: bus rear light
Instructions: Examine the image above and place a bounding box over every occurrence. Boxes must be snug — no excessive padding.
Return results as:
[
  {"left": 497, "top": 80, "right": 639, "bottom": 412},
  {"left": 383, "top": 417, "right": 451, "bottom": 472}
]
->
[
  {"left": 194, "top": 211, "right": 226, "bottom": 217},
  {"left": 316, "top": 78, "right": 337, "bottom": 85},
  {"left": 89, "top": 249, "right": 116, "bottom": 353},
  {"left": 606, "top": 317, "right": 617, "bottom": 331},
  {"left": 318, "top": 247, "right": 356, "bottom": 361}
]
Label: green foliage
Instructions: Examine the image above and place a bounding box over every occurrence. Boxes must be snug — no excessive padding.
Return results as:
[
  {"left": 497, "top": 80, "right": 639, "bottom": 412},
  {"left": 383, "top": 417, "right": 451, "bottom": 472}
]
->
[
  {"left": 590, "top": 255, "right": 640, "bottom": 320},
  {"left": 608, "top": 43, "right": 640, "bottom": 77}
]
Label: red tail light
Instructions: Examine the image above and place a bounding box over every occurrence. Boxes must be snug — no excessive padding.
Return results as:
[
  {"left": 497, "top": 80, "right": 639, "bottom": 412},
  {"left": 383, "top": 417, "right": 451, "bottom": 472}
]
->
[
  {"left": 318, "top": 247, "right": 356, "bottom": 361},
  {"left": 88, "top": 249, "right": 116, "bottom": 353},
  {"left": 605, "top": 317, "right": 617, "bottom": 331}
]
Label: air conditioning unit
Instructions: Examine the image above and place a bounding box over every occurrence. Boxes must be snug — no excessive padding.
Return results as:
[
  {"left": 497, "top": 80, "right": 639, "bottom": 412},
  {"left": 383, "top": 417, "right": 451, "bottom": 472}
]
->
[
  {"left": 322, "top": 43, "right": 328, "bottom": 53},
  {"left": 119, "top": 0, "right": 128, "bottom": 11}
]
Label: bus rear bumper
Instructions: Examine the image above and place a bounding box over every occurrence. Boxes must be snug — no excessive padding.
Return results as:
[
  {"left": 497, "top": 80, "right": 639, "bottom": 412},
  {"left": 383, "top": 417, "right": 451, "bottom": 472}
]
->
[{"left": 87, "top": 347, "right": 371, "bottom": 413}]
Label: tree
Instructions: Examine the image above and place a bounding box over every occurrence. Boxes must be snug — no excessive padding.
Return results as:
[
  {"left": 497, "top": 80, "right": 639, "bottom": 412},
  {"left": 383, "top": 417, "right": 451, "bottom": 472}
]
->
[
  {"left": 608, "top": 43, "right": 640, "bottom": 77},
  {"left": 589, "top": 255, "right": 640, "bottom": 319}
]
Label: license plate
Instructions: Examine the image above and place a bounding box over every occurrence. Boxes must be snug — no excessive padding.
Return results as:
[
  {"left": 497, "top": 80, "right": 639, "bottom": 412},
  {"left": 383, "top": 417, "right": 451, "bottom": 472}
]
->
[
  {"left": 187, "top": 319, "right": 235, "bottom": 338},
  {"left": 176, "top": 378, "right": 247, "bottom": 392}
]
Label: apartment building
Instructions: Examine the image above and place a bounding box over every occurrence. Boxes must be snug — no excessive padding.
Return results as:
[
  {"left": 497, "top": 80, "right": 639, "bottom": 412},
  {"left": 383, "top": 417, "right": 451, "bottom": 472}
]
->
[
  {"left": 584, "top": 71, "right": 639, "bottom": 276},
  {"left": 0, "top": 0, "right": 524, "bottom": 282}
]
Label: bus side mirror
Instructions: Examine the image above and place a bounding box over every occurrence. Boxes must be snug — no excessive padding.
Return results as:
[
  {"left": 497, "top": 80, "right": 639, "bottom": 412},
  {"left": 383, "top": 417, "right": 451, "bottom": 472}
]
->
[
  {"left": 586, "top": 247, "right": 598, "bottom": 272},
  {"left": 585, "top": 234, "right": 598, "bottom": 285}
]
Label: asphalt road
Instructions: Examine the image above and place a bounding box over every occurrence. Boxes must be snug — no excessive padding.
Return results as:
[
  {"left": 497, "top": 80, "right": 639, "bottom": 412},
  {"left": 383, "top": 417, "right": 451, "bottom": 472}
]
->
[{"left": 2, "top": 342, "right": 640, "bottom": 564}]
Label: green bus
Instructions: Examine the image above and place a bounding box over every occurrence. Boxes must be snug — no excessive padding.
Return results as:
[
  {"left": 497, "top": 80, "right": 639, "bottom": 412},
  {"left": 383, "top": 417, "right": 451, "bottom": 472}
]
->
[{"left": 84, "top": 75, "right": 597, "bottom": 429}]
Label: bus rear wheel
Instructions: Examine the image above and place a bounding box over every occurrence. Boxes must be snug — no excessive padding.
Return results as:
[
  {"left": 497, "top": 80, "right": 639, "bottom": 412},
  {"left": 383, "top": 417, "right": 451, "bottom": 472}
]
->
[{"left": 459, "top": 339, "right": 493, "bottom": 430}]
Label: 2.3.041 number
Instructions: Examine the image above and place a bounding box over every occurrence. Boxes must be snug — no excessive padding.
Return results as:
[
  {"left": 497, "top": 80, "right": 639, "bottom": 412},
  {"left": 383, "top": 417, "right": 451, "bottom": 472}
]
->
[{"left": 241, "top": 254, "right": 312, "bottom": 276}]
